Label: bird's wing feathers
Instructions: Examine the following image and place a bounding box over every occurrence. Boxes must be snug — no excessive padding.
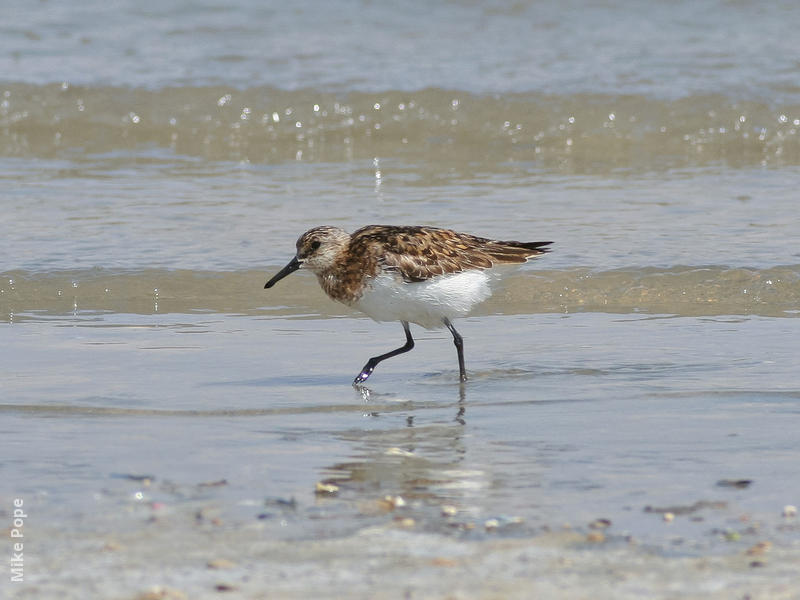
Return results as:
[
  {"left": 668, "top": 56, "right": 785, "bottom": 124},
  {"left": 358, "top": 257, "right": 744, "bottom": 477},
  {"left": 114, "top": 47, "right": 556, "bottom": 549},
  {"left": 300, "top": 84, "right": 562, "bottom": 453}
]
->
[{"left": 351, "top": 226, "right": 549, "bottom": 283}]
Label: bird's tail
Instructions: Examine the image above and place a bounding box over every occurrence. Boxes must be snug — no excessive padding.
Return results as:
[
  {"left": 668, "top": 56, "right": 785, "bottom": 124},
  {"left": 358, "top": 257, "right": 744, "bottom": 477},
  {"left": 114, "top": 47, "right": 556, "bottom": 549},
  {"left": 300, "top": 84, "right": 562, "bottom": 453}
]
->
[{"left": 484, "top": 240, "right": 553, "bottom": 263}]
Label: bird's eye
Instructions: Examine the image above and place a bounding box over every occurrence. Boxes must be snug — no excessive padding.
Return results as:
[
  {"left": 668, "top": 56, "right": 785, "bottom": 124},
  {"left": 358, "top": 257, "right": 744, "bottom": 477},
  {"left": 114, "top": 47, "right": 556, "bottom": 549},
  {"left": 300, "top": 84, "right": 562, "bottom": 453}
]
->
[{"left": 310, "top": 240, "right": 321, "bottom": 251}]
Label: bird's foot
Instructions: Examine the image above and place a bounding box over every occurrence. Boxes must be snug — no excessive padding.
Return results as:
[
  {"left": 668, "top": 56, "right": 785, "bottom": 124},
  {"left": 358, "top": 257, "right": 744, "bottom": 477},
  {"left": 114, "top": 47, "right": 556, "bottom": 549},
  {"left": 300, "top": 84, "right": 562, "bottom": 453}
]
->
[{"left": 353, "top": 367, "right": 374, "bottom": 386}]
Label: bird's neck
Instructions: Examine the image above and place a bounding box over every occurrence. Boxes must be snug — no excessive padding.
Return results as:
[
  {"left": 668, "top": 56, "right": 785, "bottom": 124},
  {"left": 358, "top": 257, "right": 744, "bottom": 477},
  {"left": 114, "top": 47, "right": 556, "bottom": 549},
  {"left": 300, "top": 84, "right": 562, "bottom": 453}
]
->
[{"left": 315, "top": 248, "right": 375, "bottom": 305}]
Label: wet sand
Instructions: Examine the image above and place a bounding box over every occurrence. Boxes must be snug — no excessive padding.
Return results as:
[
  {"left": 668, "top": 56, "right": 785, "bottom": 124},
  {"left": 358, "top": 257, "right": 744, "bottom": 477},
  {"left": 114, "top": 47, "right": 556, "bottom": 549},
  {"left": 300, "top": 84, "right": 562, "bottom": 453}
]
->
[
  {"left": 10, "top": 515, "right": 800, "bottom": 599},
  {"left": 3, "top": 313, "right": 800, "bottom": 599}
]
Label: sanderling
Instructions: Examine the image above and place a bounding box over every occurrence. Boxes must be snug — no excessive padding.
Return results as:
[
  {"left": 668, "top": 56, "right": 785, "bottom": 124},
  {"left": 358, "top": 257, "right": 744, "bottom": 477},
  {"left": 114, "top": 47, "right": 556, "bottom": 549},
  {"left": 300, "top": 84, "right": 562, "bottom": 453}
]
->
[{"left": 265, "top": 225, "right": 552, "bottom": 384}]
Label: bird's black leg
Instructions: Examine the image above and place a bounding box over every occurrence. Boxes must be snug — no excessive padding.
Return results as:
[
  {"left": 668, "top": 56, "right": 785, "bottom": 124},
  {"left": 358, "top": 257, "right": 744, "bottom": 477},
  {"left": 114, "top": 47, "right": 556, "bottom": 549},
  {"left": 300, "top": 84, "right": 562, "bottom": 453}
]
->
[
  {"left": 443, "top": 318, "right": 467, "bottom": 382},
  {"left": 354, "top": 321, "right": 414, "bottom": 385}
]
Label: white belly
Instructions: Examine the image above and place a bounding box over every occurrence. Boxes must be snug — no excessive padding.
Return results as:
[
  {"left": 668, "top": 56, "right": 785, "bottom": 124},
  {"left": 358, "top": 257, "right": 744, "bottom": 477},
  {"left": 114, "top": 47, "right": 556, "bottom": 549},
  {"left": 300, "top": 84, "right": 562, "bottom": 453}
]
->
[{"left": 353, "top": 270, "right": 493, "bottom": 329}]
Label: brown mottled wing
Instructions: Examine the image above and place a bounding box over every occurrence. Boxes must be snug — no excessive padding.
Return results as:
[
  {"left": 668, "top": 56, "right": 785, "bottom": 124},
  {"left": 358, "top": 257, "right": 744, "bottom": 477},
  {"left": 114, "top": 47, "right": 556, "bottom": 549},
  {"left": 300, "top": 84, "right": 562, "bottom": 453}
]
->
[{"left": 350, "top": 225, "right": 551, "bottom": 283}]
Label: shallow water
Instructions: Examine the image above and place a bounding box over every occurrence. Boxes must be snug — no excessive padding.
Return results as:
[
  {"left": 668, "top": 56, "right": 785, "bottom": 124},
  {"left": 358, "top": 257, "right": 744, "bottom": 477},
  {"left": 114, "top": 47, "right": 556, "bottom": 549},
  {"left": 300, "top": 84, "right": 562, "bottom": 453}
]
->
[
  {"left": 4, "top": 311, "right": 800, "bottom": 522},
  {"left": 2, "top": 1, "right": 800, "bottom": 597},
  {"left": 3, "top": 311, "right": 800, "bottom": 595}
]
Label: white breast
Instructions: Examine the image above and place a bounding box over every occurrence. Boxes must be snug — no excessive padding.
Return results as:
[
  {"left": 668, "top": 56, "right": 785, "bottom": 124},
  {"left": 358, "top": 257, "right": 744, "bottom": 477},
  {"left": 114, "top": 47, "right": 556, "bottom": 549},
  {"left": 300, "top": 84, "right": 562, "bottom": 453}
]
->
[{"left": 353, "top": 270, "right": 494, "bottom": 329}]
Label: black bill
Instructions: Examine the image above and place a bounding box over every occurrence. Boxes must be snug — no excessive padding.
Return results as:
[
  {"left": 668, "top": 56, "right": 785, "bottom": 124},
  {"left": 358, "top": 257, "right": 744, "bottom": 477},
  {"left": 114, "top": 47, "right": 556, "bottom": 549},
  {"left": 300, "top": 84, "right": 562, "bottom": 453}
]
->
[{"left": 264, "top": 256, "right": 302, "bottom": 288}]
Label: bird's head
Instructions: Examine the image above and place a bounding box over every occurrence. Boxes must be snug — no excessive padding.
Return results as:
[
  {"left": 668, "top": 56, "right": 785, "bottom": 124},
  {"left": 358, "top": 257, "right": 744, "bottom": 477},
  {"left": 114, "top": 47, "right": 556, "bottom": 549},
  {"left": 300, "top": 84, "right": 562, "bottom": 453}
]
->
[{"left": 264, "top": 226, "right": 350, "bottom": 288}]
